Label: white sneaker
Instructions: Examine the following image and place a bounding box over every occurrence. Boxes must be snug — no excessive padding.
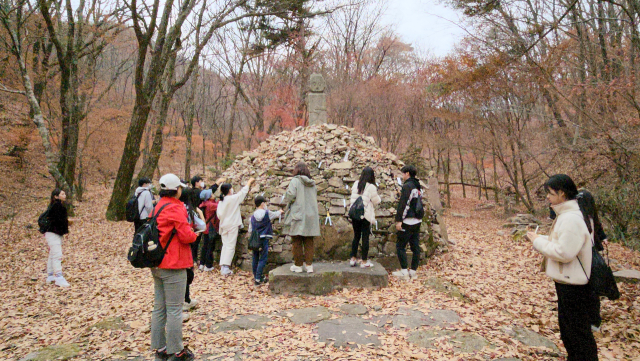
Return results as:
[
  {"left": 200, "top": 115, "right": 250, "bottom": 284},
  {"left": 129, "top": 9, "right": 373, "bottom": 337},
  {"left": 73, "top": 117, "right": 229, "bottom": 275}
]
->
[
  {"left": 182, "top": 312, "right": 190, "bottom": 322},
  {"left": 46, "top": 274, "right": 55, "bottom": 283},
  {"left": 409, "top": 270, "right": 418, "bottom": 280},
  {"left": 198, "top": 265, "right": 204, "bottom": 271},
  {"left": 305, "top": 265, "right": 314, "bottom": 273},
  {"left": 54, "top": 275, "right": 70, "bottom": 287},
  {"left": 360, "top": 260, "right": 373, "bottom": 268},
  {"left": 349, "top": 259, "right": 357, "bottom": 267},
  {"left": 391, "top": 269, "right": 410, "bottom": 280},
  {"left": 591, "top": 325, "right": 601, "bottom": 332},
  {"left": 183, "top": 299, "right": 198, "bottom": 311},
  {"left": 220, "top": 266, "right": 233, "bottom": 276},
  {"left": 204, "top": 266, "right": 214, "bottom": 272},
  {"left": 290, "top": 265, "right": 303, "bottom": 273}
]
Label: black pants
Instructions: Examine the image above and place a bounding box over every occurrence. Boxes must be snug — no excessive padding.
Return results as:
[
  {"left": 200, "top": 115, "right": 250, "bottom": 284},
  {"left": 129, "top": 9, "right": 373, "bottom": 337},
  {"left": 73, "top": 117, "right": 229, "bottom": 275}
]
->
[
  {"left": 589, "top": 291, "right": 602, "bottom": 328},
  {"left": 555, "top": 282, "right": 599, "bottom": 361},
  {"left": 190, "top": 234, "right": 202, "bottom": 265},
  {"left": 185, "top": 267, "right": 194, "bottom": 303},
  {"left": 396, "top": 223, "right": 420, "bottom": 270},
  {"left": 200, "top": 232, "right": 220, "bottom": 268},
  {"left": 350, "top": 219, "right": 371, "bottom": 260}
]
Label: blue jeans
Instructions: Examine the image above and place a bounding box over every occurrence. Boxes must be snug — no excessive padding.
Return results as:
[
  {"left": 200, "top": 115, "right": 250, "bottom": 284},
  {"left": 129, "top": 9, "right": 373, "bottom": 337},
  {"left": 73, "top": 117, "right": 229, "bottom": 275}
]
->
[{"left": 252, "top": 237, "right": 269, "bottom": 281}]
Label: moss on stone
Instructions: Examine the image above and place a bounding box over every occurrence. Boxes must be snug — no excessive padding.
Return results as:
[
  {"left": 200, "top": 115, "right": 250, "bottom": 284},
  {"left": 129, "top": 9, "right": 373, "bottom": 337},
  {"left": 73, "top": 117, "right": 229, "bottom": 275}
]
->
[{"left": 23, "top": 344, "right": 80, "bottom": 361}]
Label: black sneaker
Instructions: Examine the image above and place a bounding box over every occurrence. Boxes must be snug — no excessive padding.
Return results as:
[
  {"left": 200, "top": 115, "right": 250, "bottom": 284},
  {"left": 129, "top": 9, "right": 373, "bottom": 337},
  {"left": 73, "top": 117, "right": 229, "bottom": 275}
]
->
[
  {"left": 154, "top": 349, "right": 169, "bottom": 361},
  {"left": 168, "top": 347, "right": 195, "bottom": 361}
]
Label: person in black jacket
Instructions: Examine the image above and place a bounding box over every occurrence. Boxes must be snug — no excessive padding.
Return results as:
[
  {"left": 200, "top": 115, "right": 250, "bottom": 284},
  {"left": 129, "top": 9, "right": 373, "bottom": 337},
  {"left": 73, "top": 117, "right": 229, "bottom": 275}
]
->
[
  {"left": 392, "top": 165, "right": 422, "bottom": 280},
  {"left": 45, "top": 189, "right": 70, "bottom": 287},
  {"left": 577, "top": 190, "right": 608, "bottom": 332}
]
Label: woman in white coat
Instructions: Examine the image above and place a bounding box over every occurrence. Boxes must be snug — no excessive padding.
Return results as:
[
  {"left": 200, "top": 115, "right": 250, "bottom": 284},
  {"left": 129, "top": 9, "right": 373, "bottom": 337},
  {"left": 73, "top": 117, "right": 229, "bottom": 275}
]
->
[
  {"left": 527, "top": 174, "right": 598, "bottom": 361},
  {"left": 349, "top": 167, "right": 381, "bottom": 268},
  {"left": 217, "top": 178, "right": 254, "bottom": 275}
]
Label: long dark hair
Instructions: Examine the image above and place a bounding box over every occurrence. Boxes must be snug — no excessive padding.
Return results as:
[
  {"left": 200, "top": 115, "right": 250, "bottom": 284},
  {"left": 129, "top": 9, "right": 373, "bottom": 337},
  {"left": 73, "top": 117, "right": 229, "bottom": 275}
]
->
[
  {"left": 357, "top": 167, "right": 376, "bottom": 194},
  {"left": 220, "top": 183, "right": 232, "bottom": 201},
  {"left": 50, "top": 188, "right": 62, "bottom": 205},
  {"left": 577, "top": 190, "right": 606, "bottom": 244},
  {"left": 292, "top": 162, "right": 311, "bottom": 177},
  {"left": 544, "top": 174, "right": 578, "bottom": 200}
]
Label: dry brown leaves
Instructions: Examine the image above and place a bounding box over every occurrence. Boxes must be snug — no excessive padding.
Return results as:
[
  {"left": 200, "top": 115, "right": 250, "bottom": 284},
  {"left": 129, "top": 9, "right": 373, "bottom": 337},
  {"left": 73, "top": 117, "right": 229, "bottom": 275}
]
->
[{"left": 0, "top": 186, "right": 638, "bottom": 360}]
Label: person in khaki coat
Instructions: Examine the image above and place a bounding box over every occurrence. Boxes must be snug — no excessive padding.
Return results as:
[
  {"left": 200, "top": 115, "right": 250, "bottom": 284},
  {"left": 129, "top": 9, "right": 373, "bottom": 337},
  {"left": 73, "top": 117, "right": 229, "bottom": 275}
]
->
[
  {"left": 283, "top": 162, "right": 320, "bottom": 273},
  {"left": 349, "top": 167, "right": 381, "bottom": 268},
  {"left": 527, "top": 174, "right": 598, "bottom": 361}
]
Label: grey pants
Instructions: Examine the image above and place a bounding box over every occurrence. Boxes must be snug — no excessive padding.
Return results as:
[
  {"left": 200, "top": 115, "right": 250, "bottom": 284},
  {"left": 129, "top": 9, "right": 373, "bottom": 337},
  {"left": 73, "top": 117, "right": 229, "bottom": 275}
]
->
[{"left": 151, "top": 268, "right": 186, "bottom": 354}]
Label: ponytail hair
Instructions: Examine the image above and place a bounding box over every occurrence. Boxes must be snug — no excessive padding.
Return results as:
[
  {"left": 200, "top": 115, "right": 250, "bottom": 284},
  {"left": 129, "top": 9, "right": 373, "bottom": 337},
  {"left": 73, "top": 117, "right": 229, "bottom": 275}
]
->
[
  {"left": 50, "top": 188, "right": 62, "bottom": 205},
  {"left": 220, "top": 183, "right": 232, "bottom": 201},
  {"left": 544, "top": 174, "right": 578, "bottom": 200}
]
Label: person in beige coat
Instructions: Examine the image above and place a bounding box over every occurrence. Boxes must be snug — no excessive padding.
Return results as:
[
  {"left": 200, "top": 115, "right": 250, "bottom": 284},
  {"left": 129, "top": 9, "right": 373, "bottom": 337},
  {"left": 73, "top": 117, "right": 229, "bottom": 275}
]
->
[
  {"left": 349, "top": 167, "right": 381, "bottom": 268},
  {"left": 527, "top": 174, "right": 598, "bottom": 361}
]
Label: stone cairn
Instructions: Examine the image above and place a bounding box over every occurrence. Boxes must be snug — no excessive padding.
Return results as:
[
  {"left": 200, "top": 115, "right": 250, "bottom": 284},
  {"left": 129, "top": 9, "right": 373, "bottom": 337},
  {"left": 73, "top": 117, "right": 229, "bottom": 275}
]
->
[
  {"left": 501, "top": 213, "right": 541, "bottom": 239},
  {"left": 220, "top": 123, "right": 446, "bottom": 272}
]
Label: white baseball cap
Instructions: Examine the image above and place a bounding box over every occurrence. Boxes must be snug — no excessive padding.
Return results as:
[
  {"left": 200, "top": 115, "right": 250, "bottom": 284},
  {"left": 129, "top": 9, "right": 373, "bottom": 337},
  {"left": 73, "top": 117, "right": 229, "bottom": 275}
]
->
[{"left": 159, "top": 173, "right": 187, "bottom": 190}]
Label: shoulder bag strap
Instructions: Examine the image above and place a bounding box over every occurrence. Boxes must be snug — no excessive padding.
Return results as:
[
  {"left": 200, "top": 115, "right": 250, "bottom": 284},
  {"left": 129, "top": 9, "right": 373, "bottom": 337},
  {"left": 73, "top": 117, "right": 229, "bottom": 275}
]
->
[
  {"left": 136, "top": 189, "right": 152, "bottom": 218},
  {"left": 162, "top": 229, "right": 177, "bottom": 252},
  {"left": 577, "top": 218, "right": 594, "bottom": 282}
]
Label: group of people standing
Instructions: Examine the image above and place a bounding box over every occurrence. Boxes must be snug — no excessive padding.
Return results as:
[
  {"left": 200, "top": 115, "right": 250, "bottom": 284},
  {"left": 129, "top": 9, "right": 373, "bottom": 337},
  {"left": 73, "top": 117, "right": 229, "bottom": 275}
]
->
[{"left": 40, "top": 163, "right": 608, "bottom": 361}]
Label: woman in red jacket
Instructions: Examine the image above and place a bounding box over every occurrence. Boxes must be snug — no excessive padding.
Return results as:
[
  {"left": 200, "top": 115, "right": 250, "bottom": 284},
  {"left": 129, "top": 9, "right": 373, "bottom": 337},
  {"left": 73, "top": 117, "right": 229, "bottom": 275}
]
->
[{"left": 151, "top": 174, "right": 198, "bottom": 361}]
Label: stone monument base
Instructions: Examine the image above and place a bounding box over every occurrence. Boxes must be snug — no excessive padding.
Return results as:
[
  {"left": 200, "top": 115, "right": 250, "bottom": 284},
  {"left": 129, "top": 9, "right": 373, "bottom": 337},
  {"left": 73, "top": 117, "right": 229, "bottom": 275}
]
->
[{"left": 268, "top": 261, "right": 388, "bottom": 295}]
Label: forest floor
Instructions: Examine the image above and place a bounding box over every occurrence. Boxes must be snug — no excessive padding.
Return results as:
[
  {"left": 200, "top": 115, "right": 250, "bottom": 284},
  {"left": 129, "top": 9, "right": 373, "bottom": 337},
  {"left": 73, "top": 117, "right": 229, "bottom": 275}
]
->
[{"left": 1, "top": 186, "right": 639, "bottom": 361}]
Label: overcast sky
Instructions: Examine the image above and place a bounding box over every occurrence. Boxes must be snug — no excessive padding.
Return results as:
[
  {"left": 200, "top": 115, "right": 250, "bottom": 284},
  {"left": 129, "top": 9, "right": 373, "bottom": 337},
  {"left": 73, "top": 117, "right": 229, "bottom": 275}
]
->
[{"left": 380, "top": 0, "right": 468, "bottom": 57}]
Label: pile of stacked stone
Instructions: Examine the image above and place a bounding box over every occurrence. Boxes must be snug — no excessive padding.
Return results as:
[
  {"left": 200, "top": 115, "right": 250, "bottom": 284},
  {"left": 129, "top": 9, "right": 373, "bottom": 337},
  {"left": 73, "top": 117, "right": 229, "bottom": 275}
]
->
[
  {"left": 220, "top": 123, "right": 445, "bottom": 271},
  {"left": 502, "top": 213, "right": 541, "bottom": 236}
]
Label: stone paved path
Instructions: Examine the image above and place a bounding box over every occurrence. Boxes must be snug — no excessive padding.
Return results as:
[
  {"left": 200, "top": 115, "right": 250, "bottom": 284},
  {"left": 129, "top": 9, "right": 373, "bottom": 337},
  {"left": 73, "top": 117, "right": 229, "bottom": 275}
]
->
[{"left": 197, "top": 301, "right": 556, "bottom": 358}]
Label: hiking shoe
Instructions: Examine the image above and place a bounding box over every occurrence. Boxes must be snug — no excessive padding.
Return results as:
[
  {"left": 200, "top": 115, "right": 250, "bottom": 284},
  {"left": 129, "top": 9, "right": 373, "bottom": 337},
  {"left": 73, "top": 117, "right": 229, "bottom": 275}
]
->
[
  {"left": 46, "top": 274, "right": 55, "bottom": 284},
  {"left": 290, "top": 265, "right": 303, "bottom": 273},
  {"left": 305, "top": 265, "right": 314, "bottom": 273},
  {"left": 54, "top": 275, "right": 70, "bottom": 287},
  {"left": 204, "top": 266, "right": 214, "bottom": 272},
  {"left": 391, "top": 269, "right": 410, "bottom": 280},
  {"left": 409, "top": 270, "right": 418, "bottom": 280},
  {"left": 360, "top": 260, "right": 373, "bottom": 268},
  {"left": 182, "top": 312, "right": 190, "bottom": 322},
  {"left": 168, "top": 347, "right": 195, "bottom": 361},
  {"left": 349, "top": 259, "right": 357, "bottom": 267},
  {"left": 183, "top": 299, "right": 198, "bottom": 311},
  {"left": 154, "top": 349, "right": 169, "bottom": 361}
]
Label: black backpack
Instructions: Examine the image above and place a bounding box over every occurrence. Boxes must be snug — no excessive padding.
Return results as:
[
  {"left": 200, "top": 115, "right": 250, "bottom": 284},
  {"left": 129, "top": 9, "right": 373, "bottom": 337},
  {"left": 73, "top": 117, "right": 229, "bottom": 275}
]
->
[
  {"left": 38, "top": 205, "right": 52, "bottom": 234},
  {"left": 349, "top": 196, "right": 365, "bottom": 220},
  {"left": 127, "top": 203, "right": 176, "bottom": 268},
  {"left": 403, "top": 188, "right": 425, "bottom": 220},
  {"left": 411, "top": 192, "right": 425, "bottom": 219},
  {"left": 125, "top": 190, "right": 147, "bottom": 222}
]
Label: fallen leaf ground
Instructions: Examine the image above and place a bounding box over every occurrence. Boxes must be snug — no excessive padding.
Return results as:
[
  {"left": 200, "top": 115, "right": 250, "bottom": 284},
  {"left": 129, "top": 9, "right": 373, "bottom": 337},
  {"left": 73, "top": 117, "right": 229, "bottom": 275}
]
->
[{"left": 1, "top": 186, "right": 638, "bottom": 360}]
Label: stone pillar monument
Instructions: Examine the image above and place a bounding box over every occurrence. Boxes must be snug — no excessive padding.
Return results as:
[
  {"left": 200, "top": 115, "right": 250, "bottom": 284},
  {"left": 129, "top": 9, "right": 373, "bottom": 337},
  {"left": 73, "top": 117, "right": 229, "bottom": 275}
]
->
[{"left": 307, "top": 73, "right": 327, "bottom": 125}]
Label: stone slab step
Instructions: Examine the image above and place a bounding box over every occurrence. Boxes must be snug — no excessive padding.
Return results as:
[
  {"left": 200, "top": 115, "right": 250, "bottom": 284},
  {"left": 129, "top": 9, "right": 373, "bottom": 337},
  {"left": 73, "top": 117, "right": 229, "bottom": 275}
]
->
[
  {"left": 613, "top": 269, "right": 640, "bottom": 284},
  {"left": 268, "top": 261, "right": 388, "bottom": 295}
]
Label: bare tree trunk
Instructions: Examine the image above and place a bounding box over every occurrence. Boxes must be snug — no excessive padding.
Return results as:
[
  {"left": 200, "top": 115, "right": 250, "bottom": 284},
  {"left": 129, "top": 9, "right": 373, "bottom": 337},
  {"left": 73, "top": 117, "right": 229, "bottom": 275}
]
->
[
  {"left": 458, "top": 146, "right": 466, "bottom": 198},
  {"left": 184, "top": 70, "right": 199, "bottom": 180},
  {"left": 444, "top": 149, "right": 451, "bottom": 208},
  {"left": 17, "top": 52, "right": 71, "bottom": 194},
  {"left": 493, "top": 150, "right": 499, "bottom": 203}
]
